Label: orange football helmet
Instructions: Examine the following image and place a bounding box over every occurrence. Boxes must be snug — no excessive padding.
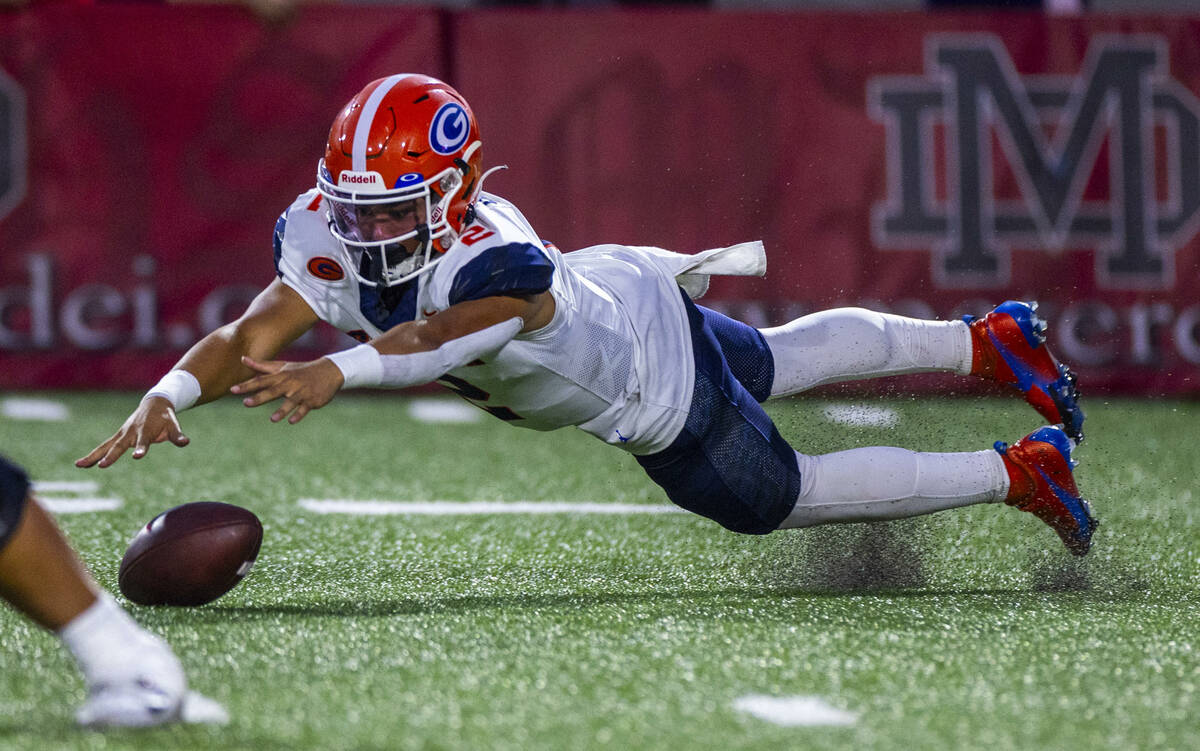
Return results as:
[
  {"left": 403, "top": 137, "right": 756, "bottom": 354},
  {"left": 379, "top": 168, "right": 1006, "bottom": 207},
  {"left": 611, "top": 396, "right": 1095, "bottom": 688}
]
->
[{"left": 317, "top": 74, "right": 484, "bottom": 287}]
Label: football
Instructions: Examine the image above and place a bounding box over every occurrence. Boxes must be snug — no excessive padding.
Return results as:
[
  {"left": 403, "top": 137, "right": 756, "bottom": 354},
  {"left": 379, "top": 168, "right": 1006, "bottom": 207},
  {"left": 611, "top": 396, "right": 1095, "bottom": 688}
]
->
[{"left": 118, "top": 502, "right": 263, "bottom": 607}]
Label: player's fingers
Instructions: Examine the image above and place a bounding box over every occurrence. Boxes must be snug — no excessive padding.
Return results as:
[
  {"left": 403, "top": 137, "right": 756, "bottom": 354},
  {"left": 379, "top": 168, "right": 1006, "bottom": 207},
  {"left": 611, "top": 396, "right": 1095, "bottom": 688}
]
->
[
  {"left": 230, "top": 373, "right": 268, "bottom": 395},
  {"left": 165, "top": 411, "right": 190, "bottom": 447},
  {"left": 241, "top": 355, "right": 284, "bottom": 375},
  {"left": 131, "top": 425, "right": 150, "bottom": 460},
  {"left": 98, "top": 438, "right": 132, "bottom": 469},
  {"left": 240, "top": 379, "right": 288, "bottom": 407},
  {"left": 76, "top": 434, "right": 121, "bottom": 467},
  {"left": 288, "top": 403, "right": 311, "bottom": 424},
  {"left": 270, "top": 396, "right": 298, "bottom": 423},
  {"left": 232, "top": 371, "right": 291, "bottom": 397}
]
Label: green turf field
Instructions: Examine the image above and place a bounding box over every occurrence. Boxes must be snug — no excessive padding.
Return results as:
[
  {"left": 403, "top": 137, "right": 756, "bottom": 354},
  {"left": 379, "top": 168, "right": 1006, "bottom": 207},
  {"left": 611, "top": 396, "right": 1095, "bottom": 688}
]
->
[{"left": 0, "top": 392, "right": 1196, "bottom": 750}]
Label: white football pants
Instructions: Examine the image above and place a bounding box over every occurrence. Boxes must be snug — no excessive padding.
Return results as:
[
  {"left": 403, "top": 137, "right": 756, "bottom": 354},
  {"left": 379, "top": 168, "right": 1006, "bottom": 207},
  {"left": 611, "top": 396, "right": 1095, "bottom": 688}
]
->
[{"left": 757, "top": 308, "right": 1010, "bottom": 529}]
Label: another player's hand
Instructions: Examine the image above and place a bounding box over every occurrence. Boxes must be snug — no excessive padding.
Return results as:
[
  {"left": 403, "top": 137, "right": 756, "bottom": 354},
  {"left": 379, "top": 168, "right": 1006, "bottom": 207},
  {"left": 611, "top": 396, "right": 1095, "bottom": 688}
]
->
[
  {"left": 75, "top": 396, "right": 190, "bottom": 468},
  {"left": 231, "top": 356, "right": 344, "bottom": 424}
]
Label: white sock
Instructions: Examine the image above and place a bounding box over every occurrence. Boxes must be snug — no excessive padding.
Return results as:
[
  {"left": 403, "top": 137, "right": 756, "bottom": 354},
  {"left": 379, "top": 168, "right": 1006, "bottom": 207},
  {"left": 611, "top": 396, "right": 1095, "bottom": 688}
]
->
[
  {"left": 778, "top": 447, "right": 1008, "bottom": 529},
  {"left": 58, "top": 592, "right": 150, "bottom": 685},
  {"left": 761, "top": 308, "right": 973, "bottom": 397}
]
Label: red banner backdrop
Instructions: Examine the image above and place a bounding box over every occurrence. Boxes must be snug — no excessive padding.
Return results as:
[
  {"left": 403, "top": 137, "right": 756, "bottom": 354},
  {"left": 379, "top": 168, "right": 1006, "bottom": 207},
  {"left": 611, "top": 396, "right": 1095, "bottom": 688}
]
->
[
  {"left": 1, "top": 6, "right": 1198, "bottom": 395},
  {"left": 0, "top": 4, "right": 446, "bottom": 387}
]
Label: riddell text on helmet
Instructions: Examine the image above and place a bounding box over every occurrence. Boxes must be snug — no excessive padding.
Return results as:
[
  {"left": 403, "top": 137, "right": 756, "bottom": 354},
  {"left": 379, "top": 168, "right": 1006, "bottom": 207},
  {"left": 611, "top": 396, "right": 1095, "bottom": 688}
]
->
[{"left": 337, "top": 171, "right": 383, "bottom": 187}]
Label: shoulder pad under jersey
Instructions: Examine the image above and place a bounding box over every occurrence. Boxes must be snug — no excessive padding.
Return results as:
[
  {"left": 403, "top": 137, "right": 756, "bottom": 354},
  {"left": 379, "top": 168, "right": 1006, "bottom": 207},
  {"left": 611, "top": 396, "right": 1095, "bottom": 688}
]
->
[
  {"left": 273, "top": 189, "right": 358, "bottom": 323},
  {"left": 427, "top": 200, "right": 555, "bottom": 309}
]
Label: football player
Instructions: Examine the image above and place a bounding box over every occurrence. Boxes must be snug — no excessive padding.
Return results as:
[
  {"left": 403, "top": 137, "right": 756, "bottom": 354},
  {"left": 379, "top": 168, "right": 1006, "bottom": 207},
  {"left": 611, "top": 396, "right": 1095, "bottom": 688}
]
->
[
  {"left": 78, "top": 74, "right": 1095, "bottom": 555},
  {"left": 0, "top": 454, "right": 223, "bottom": 727}
]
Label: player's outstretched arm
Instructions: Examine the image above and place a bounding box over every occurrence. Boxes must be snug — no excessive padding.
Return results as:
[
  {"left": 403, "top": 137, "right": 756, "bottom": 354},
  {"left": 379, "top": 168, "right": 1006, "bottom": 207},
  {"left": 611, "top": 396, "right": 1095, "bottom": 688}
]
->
[
  {"left": 76, "top": 279, "right": 319, "bottom": 468},
  {"left": 232, "top": 292, "right": 554, "bottom": 425}
]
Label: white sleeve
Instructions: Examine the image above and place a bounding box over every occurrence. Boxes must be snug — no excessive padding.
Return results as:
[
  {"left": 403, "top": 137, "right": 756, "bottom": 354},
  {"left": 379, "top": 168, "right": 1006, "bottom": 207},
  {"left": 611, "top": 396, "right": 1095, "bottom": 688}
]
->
[{"left": 327, "top": 317, "right": 523, "bottom": 389}]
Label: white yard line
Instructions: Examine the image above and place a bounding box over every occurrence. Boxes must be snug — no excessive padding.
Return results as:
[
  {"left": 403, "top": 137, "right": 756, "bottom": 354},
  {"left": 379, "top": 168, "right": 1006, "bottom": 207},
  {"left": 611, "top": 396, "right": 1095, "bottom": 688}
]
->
[
  {"left": 734, "top": 695, "right": 859, "bottom": 727},
  {"left": 38, "top": 498, "right": 123, "bottom": 513},
  {"left": 1, "top": 397, "right": 70, "bottom": 422},
  {"left": 821, "top": 403, "right": 899, "bottom": 428},
  {"left": 181, "top": 692, "right": 230, "bottom": 726},
  {"left": 407, "top": 398, "right": 483, "bottom": 424},
  {"left": 297, "top": 499, "right": 683, "bottom": 516},
  {"left": 33, "top": 480, "right": 101, "bottom": 494}
]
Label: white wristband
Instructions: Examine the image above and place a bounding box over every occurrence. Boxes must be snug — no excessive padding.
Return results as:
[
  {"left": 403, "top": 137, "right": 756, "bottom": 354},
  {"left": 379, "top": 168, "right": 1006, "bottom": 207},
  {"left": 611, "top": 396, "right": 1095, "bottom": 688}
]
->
[
  {"left": 143, "top": 369, "right": 202, "bottom": 411},
  {"left": 325, "top": 344, "right": 384, "bottom": 389}
]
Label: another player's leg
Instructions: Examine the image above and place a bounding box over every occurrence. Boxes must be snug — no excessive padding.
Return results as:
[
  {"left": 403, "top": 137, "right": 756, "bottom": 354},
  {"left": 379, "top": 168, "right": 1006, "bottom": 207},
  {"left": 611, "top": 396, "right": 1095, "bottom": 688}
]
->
[
  {"left": 0, "top": 456, "right": 193, "bottom": 727},
  {"left": 964, "top": 301, "right": 1084, "bottom": 441},
  {"left": 0, "top": 494, "right": 102, "bottom": 631},
  {"left": 780, "top": 425, "right": 1097, "bottom": 555}
]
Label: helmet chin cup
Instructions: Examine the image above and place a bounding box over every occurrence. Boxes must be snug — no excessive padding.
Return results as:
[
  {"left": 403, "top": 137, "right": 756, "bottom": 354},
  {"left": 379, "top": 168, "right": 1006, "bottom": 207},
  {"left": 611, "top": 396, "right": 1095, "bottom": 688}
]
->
[{"left": 335, "top": 222, "right": 449, "bottom": 289}]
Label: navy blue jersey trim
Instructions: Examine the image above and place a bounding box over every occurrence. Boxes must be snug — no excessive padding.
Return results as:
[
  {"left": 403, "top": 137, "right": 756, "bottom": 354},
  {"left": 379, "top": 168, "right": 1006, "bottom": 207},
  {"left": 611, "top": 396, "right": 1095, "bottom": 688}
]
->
[
  {"left": 272, "top": 212, "right": 287, "bottom": 279},
  {"left": 448, "top": 243, "right": 554, "bottom": 306},
  {"left": 358, "top": 279, "right": 419, "bottom": 331}
]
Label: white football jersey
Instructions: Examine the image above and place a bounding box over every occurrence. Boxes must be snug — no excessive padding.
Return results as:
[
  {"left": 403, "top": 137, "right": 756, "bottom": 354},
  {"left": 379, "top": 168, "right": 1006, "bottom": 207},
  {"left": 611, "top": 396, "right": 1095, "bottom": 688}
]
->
[{"left": 274, "top": 189, "right": 764, "bottom": 455}]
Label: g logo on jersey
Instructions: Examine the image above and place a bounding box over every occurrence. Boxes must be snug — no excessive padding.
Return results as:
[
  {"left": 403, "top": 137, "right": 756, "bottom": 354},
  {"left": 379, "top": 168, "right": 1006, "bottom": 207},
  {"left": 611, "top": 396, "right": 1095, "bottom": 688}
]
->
[
  {"left": 429, "top": 102, "right": 469, "bottom": 155},
  {"left": 307, "top": 256, "right": 345, "bottom": 281}
]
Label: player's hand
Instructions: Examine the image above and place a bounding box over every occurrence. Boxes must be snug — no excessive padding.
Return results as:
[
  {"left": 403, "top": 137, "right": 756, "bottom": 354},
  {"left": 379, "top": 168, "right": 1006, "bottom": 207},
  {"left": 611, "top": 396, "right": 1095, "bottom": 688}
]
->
[
  {"left": 231, "top": 356, "right": 344, "bottom": 424},
  {"left": 75, "top": 396, "right": 190, "bottom": 468}
]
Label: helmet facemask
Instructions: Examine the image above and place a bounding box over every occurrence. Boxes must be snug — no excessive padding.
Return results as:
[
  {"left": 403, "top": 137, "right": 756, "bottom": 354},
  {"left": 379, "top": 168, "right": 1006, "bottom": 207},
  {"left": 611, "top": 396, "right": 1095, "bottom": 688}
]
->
[{"left": 317, "top": 160, "right": 464, "bottom": 288}]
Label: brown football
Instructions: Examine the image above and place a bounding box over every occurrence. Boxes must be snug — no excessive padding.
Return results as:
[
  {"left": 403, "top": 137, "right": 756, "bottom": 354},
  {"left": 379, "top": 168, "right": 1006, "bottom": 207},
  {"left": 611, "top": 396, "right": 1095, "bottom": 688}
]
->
[{"left": 118, "top": 502, "right": 263, "bottom": 606}]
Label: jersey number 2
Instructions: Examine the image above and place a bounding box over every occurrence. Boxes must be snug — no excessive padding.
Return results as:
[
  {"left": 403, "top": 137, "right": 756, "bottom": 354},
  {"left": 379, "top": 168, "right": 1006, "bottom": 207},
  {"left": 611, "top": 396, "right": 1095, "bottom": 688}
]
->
[{"left": 459, "top": 226, "right": 495, "bottom": 246}]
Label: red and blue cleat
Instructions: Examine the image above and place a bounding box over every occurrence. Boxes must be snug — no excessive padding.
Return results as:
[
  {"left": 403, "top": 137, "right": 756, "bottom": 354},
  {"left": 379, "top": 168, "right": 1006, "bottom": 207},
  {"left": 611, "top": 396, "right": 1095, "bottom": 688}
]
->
[
  {"left": 966, "top": 301, "right": 1085, "bottom": 442},
  {"left": 995, "top": 426, "right": 1097, "bottom": 556}
]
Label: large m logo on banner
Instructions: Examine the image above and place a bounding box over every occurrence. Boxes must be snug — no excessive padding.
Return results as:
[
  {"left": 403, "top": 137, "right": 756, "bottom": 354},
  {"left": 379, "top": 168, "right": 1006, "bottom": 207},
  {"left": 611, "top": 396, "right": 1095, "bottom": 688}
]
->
[{"left": 870, "top": 35, "right": 1200, "bottom": 289}]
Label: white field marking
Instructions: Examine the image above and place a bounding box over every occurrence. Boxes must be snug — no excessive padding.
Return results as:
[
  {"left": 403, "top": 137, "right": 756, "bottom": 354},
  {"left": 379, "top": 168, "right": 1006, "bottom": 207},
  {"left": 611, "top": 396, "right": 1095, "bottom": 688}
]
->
[
  {"left": 297, "top": 499, "right": 684, "bottom": 516},
  {"left": 821, "top": 403, "right": 899, "bottom": 428},
  {"left": 407, "top": 398, "right": 483, "bottom": 424},
  {"left": 181, "top": 691, "right": 230, "bottom": 726},
  {"left": 33, "top": 480, "right": 100, "bottom": 494},
  {"left": 1, "top": 397, "right": 70, "bottom": 422},
  {"left": 734, "top": 695, "right": 859, "bottom": 727},
  {"left": 38, "top": 498, "right": 123, "bottom": 514}
]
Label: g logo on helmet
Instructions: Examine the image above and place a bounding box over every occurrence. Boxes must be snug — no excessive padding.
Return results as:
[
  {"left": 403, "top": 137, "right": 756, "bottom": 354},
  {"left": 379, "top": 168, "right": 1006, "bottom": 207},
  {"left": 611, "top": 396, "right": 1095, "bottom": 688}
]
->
[{"left": 429, "top": 102, "right": 469, "bottom": 155}]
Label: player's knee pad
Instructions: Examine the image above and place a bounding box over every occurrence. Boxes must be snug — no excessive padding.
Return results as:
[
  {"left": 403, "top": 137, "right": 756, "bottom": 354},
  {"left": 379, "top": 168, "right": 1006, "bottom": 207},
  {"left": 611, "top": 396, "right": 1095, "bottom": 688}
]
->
[{"left": 0, "top": 455, "right": 31, "bottom": 551}]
